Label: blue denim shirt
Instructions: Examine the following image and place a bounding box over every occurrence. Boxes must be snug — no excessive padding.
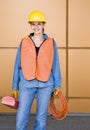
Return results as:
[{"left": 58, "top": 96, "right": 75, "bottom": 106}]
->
[{"left": 12, "top": 34, "right": 62, "bottom": 90}]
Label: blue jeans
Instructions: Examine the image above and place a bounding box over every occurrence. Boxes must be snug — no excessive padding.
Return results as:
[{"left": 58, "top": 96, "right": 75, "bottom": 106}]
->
[{"left": 16, "top": 86, "right": 53, "bottom": 130}]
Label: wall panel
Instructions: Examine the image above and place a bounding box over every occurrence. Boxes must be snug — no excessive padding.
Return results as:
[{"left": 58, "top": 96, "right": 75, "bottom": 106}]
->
[
  {"left": 0, "top": 49, "right": 16, "bottom": 96},
  {"left": 69, "top": 99, "right": 90, "bottom": 113},
  {"left": 0, "top": 0, "right": 66, "bottom": 113},
  {"left": 69, "top": 0, "right": 90, "bottom": 47},
  {"left": 58, "top": 50, "right": 66, "bottom": 95},
  {"left": 68, "top": 0, "right": 90, "bottom": 113},
  {"left": 68, "top": 50, "right": 90, "bottom": 97},
  {"left": 0, "top": 98, "right": 36, "bottom": 113},
  {"left": 0, "top": 0, "right": 66, "bottom": 47}
]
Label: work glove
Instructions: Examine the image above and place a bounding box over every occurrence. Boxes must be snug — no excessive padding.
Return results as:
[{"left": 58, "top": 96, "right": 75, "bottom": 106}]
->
[
  {"left": 11, "top": 90, "right": 18, "bottom": 99},
  {"left": 53, "top": 88, "right": 61, "bottom": 98}
]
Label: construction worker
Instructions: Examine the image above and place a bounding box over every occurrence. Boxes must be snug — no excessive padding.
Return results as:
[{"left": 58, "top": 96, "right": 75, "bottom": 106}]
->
[{"left": 11, "top": 10, "right": 62, "bottom": 130}]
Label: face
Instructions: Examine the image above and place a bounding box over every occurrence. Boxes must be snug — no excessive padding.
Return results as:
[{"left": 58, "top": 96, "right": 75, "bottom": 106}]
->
[{"left": 30, "top": 22, "right": 45, "bottom": 34}]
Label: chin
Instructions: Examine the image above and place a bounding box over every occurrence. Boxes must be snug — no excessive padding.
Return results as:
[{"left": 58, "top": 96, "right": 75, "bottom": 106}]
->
[{"left": 34, "top": 31, "right": 41, "bottom": 34}]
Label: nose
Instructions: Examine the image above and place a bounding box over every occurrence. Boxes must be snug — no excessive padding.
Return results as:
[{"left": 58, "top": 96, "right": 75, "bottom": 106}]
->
[{"left": 34, "top": 24, "right": 39, "bottom": 28}]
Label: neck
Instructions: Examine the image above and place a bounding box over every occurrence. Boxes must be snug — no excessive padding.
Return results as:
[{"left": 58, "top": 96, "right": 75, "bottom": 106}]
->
[
  {"left": 32, "top": 33, "right": 44, "bottom": 47},
  {"left": 33, "top": 33, "right": 43, "bottom": 41}
]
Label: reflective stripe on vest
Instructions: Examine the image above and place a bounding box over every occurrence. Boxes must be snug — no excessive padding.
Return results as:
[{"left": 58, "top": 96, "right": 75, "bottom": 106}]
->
[{"left": 21, "top": 36, "right": 54, "bottom": 82}]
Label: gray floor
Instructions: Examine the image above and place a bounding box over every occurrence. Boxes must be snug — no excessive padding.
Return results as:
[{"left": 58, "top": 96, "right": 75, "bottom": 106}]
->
[{"left": 0, "top": 114, "right": 90, "bottom": 130}]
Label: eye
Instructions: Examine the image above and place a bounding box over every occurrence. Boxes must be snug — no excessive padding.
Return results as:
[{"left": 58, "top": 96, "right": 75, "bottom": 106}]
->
[
  {"left": 37, "top": 23, "right": 42, "bottom": 25},
  {"left": 31, "top": 23, "right": 35, "bottom": 26}
]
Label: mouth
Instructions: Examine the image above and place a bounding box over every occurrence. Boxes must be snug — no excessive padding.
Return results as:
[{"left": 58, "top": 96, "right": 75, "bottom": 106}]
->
[{"left": 34, "top": 29, "right": 40, "bottom": 32}]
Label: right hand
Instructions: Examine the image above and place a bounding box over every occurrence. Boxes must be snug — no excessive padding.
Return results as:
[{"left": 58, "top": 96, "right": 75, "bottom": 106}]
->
[{"left": 11, "top": 90, "right": 18, "bottom": 99}]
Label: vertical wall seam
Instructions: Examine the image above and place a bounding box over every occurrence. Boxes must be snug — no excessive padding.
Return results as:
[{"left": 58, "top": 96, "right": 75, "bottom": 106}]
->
[{"left": 66, "top": 0, "right": 69, "bottom": 101}]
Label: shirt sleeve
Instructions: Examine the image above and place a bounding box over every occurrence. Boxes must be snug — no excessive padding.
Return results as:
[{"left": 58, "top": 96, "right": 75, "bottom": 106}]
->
[
  {"left": 12, "top": 45, "right": 21, "bottom": 90},
  {"left": 52, "top": 40, "right": 62, "bottom": 89}
]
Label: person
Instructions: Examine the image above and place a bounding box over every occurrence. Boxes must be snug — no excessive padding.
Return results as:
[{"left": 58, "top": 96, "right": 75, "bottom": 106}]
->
[{"left": 11, "top": 10, "right": 62, "bottom": 130}]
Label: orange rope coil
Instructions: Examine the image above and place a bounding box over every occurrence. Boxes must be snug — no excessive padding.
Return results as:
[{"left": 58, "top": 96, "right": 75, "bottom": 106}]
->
[{"left": 49, "top": 92, "right": 68, "bottom": 120}]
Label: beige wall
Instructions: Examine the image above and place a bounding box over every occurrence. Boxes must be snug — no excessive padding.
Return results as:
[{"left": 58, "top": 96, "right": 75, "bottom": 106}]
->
[{"left": 0, "top": 0, "right": 90, "bottom": 113}]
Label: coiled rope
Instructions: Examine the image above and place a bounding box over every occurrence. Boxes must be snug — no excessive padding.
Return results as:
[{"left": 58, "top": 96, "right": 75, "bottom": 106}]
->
[{"left": 49, "top": 92, "right": 68, "bottom": 120}]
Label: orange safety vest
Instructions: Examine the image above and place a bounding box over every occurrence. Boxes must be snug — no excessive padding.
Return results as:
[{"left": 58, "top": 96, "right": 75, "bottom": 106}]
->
[{"left": 20, "top": 36, "right": 54, "bottom": 82}]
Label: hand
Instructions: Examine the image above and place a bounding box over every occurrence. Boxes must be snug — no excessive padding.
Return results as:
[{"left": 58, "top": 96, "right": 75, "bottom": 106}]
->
[
  {"left": 53, "top": 88, "right": 61, "bottom": 97},
  {"left": 11, "top": 90, "right": 18, "bottom": 99}
]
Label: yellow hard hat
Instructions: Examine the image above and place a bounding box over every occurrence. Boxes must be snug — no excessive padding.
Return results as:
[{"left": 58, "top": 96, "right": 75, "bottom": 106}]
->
[{"left": 28, "top": 10, "right": 46, "bottom": 23}]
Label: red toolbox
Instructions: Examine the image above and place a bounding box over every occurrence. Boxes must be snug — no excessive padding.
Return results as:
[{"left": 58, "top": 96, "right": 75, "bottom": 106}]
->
[{"left": 1, "top": 96, "right": 19, "bottom": 109}]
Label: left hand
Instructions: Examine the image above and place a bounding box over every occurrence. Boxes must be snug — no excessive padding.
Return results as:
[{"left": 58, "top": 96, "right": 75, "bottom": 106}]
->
[{"left": 53, "top": 88, "right": 61, "bottom": 97}]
